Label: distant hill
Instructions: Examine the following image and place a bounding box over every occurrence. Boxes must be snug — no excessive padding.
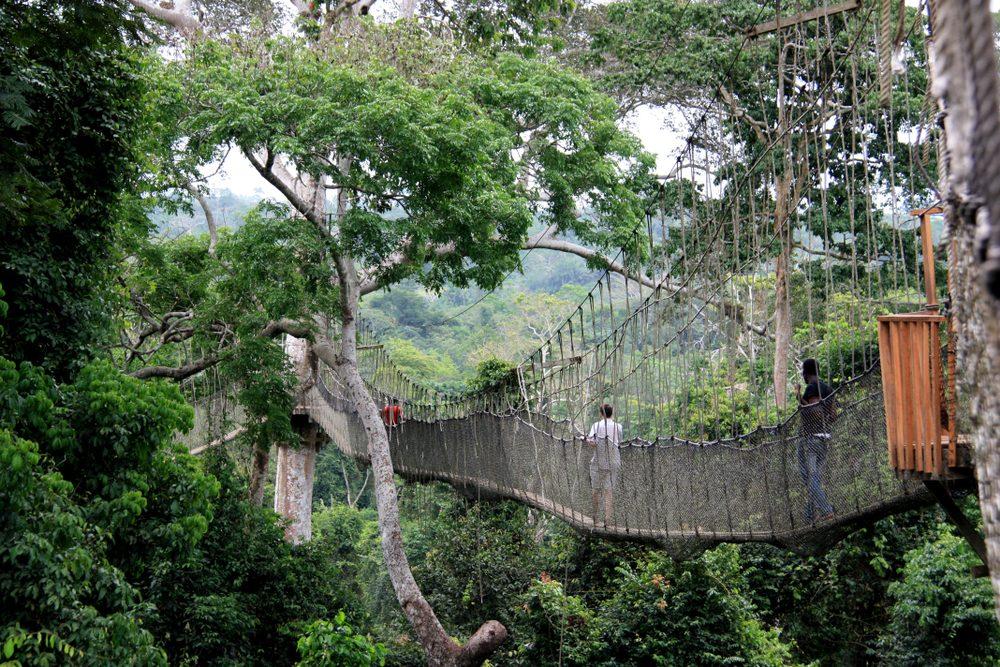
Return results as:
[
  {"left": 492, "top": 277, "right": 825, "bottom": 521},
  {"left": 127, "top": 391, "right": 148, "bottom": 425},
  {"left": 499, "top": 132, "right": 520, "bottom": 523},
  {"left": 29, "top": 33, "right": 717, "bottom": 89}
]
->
[
  {"left": 153, "top": 193, "right": 603, "bottom": 385},
  {"left": 151, "top": 189, "right": 264, "bottom": 238}
]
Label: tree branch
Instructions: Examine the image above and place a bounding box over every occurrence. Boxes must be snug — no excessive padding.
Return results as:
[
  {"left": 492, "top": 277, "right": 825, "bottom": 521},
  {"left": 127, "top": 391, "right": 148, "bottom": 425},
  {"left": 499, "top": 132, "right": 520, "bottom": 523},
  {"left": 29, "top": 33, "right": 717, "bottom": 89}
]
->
[
  {"left": 358, "top": 239, "right": 456, "bottom": 296},
  {"left": 524, "top": 230, "right": 771, "bottom": 339},
  {"left": 185, "top": 183, "right": 218, "bottom": 255},
  {"left": 261, "top": 317, "right": 314, "bottom": 338},
  {"left": 130, "top": 318, "right": 312, "bottom": 379},
  {"left": 246, "top": 148, "right": 338, "bottom": 246},
  {"left": 125, "top": 0, "right": 201, "bottom": 32},
  {"left": 524, "top": 230, "right": 658, "bottom": 288},
  {"left": 792, "top": 242, "right": 853, "bottom": 262},
  {"left": 132, "top": 354, "right": 219, "bottom": 380},
  {"left": 718, "top": 84, "right": 769, "bottom": 144},
  {"left": 357, "top": 227, "right": 769, "bottom": 339}
]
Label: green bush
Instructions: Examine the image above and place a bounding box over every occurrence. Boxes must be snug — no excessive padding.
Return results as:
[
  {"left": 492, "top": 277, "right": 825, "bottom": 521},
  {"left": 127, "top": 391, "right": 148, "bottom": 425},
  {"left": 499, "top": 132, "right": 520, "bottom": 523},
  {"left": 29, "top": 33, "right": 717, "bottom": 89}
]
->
[
  {"left": 514, "top": 576, "right": 600, "bottom": 665},
  {"left": 296, "top": 612, "right": 387, "bottom": 666},
  {"left": 0, "top": 429, "right": 166, "bottom": 665},
  {"left": 147, "top": 455, "right": 353, "bottom": 665},
  {"left": 880, "top": 528, "right": 1000, "bottom": 666},
  {"left": 590, "top": 545, "right": 797, "bottom": 666}
]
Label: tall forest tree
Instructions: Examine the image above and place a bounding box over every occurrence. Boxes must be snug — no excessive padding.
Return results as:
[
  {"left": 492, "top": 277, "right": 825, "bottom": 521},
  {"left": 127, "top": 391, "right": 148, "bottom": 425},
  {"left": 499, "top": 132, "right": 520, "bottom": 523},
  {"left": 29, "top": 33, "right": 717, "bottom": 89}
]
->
[
  {"left": 930, "top": 0, "right": 1000, "bottom": 620},
  {"left": 0, "top": 0, "right": 148, "bottom": 378}
]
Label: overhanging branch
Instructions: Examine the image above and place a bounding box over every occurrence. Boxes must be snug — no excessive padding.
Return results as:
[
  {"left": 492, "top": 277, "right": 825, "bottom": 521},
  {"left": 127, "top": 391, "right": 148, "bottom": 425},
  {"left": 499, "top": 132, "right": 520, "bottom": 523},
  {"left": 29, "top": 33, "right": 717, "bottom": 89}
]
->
[
  {"left": 125, "top": 0, "right": 201, "bottom": 31},
  {"left": 130, "top": 318, "right": 313, "bottom": 380},
  {"left": 525, "top": 230, "right": 771, "bottom": 339},
  {"left": 132, "top": 355, "right": 218, "bottom": 380}
]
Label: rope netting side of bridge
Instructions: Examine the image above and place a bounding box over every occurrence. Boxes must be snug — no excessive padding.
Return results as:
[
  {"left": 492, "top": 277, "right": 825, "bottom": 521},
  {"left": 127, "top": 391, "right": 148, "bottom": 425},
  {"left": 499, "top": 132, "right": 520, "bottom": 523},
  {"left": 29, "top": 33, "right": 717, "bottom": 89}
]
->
[
  {"left": 349, "top": 0, "right": 940, "bottom": 431},
  {"left": 311, "top": 361, "right": 929, "bottom": 555},
  {"left": 184, "top": 0, "right": 946, "bottom": 554}
]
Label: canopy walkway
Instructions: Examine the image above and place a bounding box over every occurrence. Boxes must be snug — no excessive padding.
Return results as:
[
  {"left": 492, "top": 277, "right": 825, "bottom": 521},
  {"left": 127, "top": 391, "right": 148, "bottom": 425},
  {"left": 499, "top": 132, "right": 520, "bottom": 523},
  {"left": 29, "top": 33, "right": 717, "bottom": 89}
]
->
[
  {"left": 187, "top": 338, "right": 939, "bottom": 555},
  {"left": 305, "top": 359, "right": 934, "bottom": 555},
  {"left": 181, "top": 1, "right": 973, "bottom": 556}
]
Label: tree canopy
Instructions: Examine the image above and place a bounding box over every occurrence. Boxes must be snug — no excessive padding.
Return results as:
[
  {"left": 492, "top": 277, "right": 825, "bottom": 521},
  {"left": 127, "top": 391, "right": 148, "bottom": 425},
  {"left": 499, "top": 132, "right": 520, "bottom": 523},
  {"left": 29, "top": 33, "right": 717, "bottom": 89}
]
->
[{"left": 3, "top": 0, "right": 999, "bottom": 665}]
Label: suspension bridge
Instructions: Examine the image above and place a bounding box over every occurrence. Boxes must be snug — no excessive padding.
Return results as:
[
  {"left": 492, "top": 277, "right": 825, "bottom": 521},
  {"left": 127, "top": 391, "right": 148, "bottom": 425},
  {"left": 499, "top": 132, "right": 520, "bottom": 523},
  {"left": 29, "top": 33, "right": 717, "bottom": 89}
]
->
[{"left": 181, "top": 0, "right": 978, "bottom": 556}]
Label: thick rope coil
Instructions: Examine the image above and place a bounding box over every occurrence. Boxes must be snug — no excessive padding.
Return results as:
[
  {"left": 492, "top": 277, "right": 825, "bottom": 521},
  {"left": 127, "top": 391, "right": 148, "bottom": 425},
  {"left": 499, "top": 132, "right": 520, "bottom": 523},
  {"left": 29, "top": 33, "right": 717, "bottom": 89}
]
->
[
  {"left": 962, "top": 0, "right": 1000, "bottom": 298},
  {"left": 878, "top": 0, "right": 894, "bottom": 108}
]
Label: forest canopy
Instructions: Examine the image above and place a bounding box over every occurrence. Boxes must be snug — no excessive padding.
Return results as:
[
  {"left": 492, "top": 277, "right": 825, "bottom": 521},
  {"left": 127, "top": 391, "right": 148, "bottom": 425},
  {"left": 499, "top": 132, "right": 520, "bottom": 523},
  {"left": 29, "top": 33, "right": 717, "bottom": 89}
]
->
[{"left": 1, "top": 0, "right": 999, "bottom": 665}]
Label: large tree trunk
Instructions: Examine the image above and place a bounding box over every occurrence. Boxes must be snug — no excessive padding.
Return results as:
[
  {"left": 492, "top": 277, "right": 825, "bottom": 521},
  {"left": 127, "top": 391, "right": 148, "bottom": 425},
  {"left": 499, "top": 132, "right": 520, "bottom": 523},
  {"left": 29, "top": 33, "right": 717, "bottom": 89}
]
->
[
  {"left": 124, "top": 0, "right": 504, "bottom": 656},
  {"left": 314, "top": 257, "right": 506, "bottom": 667},
  {"left": 931, "top": 0, "right": 1000, "bottom": 615},
  {"left": 248, "top": 444, "right": 270, "bottom": 506},
  {"left": 273, "top": 420, "right": 321, "bottom": 543},
  {"left": 270, "top": 334, "right": 320, "bottom": 539},
  {"left": 949, "top": 208, "right": 1000, "bottom": 592}
]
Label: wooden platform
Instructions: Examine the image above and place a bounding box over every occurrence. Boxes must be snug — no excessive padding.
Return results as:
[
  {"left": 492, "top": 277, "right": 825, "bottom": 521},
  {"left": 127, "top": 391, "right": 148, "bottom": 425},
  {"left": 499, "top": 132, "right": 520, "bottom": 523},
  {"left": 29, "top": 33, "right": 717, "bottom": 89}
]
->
[{"left": 893, "top": 434, "right": 975, "bottom": 481}]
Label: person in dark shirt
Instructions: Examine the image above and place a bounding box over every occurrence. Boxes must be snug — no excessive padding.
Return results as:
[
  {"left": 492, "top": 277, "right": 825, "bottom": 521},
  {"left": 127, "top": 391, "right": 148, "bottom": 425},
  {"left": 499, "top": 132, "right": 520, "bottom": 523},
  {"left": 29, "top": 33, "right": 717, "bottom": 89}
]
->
[{"left": 797, "top": 358, "right": 835, "bottom": 522}]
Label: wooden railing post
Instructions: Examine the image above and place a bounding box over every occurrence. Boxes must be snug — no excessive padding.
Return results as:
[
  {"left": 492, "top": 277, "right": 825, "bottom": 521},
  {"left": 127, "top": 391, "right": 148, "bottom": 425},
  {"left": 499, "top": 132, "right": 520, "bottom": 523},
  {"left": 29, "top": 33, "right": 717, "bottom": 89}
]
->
[{"left": 913, "top": 206, "right": 943, "bottom": 309}]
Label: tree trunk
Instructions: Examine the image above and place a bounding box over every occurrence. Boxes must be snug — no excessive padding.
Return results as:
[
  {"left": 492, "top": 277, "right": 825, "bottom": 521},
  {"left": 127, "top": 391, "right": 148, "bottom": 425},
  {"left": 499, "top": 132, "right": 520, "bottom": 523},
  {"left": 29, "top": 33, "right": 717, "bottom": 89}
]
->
[
  {"left": 772, "top": 39, "right": 795, "bottom": 410},
  {"left": 185, "top": 183, "right": 218, "bottom": 255},
  {"left": 931, "top": 0, "right": 1000, "bottom": 615},
  {"left": 273, "top": 421, "right": 321, "bottom": 544},
  {"left": 124, "top": 0, "right": 504, "bottom": 654},
  {"left": 271, "top": 334, "right": 321, "bottom": 539},
  {"left": 773, "top": 222, "right": 792, "bottom": 409},
  {"left": 948, "top": 206, "right": 1000, "bottom": 610},
  {"left": 314, "top": 257, "right": 507, "bottom": 667},
  {"left": 772, "top": 171, "right": 793, "bottom": 410},
  {"left": 248, "top": 444, "right": 269, "bottom": 506}
]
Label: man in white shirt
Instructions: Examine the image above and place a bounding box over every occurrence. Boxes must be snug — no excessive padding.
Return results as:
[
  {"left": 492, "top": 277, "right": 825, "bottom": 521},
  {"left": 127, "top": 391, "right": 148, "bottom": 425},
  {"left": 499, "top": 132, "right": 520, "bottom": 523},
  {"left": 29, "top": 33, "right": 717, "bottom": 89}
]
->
[{"left": 587, "top": 403, "right": 623, "bottom": 525}]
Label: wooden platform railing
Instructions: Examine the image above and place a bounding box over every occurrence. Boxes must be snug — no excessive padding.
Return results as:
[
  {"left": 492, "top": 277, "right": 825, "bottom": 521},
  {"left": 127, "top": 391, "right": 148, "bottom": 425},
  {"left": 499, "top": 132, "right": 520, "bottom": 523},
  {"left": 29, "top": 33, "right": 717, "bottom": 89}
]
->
[
  {"left": 877, "top": 311, "right": 950, "bottom": 477},
  {"left": 877, "top": 206, "right": 969, "bottom": 480}
]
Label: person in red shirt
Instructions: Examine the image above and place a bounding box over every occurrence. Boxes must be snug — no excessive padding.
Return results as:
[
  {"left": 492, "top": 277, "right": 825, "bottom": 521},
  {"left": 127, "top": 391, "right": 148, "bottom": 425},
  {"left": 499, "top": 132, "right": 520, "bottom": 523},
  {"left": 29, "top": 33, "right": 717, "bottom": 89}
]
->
[{"left": 381, "top": 398, "right": 403, "bottom": 428}]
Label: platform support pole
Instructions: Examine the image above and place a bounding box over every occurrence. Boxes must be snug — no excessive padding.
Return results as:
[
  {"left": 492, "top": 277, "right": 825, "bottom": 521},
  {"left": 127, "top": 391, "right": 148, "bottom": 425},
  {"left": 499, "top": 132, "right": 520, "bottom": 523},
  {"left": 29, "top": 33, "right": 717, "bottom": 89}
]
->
[{"left": 924, "top": 480, "right": 989, "bottom": 573}]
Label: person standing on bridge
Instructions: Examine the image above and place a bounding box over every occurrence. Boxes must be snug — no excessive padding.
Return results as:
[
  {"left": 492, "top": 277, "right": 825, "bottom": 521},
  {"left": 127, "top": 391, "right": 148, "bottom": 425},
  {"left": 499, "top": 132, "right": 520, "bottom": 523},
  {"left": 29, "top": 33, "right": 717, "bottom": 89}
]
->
[
  {"left": 587, "top": 403, "right": 623, "bottom": 526},
  {"left": 797, "top": 358, "right": 836, "bottom": 523},
  {"left": 381, "top": 398, "right": 403, "bottom": 429}
]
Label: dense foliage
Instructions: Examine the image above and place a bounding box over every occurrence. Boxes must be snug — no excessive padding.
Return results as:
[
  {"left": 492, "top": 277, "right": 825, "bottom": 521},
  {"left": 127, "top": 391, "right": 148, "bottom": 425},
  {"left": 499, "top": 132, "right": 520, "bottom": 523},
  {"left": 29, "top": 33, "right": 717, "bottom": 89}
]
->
[
  {"left": 0, "top": 0, "right": 147, "bottom": 378},
  {"left": 0, "top": 396, "right": 167, "bottom": 665},
  {"left": 2, "top": 0, "right": 999, "bottom": 664},
  {"left": 301, "top": 479, "right": 1000, "bottom": 666},
  {"left": 0, "top": 1, "right": 380, "bottom": 662},
  {"left": 144, "top": 454, "right": 352, "bottom": 664}
]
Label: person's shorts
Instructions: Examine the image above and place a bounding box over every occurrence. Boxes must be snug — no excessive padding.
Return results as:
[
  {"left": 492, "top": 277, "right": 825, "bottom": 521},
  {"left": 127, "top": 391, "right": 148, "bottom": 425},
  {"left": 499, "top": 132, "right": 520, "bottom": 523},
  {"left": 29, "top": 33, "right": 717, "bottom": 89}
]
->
[{"left": 590, "top": 464, "right": 619, "bottom": 491}]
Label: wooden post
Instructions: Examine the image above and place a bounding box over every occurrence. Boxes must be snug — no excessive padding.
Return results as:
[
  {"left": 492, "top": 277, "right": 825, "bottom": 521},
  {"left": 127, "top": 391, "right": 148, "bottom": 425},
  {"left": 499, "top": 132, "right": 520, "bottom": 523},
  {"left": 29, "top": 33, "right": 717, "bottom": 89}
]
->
[
  {"left": 746, "top": 0, "right": 861, "bottom": 37},
  {"left": 912, "top": 206, "right": 943, "bottom": 308}
]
